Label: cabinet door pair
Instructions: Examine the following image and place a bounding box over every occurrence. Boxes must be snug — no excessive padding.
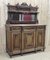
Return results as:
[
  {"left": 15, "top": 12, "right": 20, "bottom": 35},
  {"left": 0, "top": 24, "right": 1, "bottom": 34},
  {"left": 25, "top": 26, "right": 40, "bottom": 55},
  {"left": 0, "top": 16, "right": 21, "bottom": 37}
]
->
[{"left": 11, "top": 26, "right": 45, "bottom": 54}]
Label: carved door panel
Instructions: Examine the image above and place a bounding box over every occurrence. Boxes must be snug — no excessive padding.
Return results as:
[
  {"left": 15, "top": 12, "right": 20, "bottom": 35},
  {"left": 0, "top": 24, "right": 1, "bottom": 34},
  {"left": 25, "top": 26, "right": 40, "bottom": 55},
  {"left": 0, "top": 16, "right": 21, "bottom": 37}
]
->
[
  {"left": 12, "top": 29, "right": 21, "bottom": 54},
  {"left": 36, "top": 28, "right": 45, "bottom": 50},
  {"left": 22, "top": 27, "right": 36, "bottom": 53}
]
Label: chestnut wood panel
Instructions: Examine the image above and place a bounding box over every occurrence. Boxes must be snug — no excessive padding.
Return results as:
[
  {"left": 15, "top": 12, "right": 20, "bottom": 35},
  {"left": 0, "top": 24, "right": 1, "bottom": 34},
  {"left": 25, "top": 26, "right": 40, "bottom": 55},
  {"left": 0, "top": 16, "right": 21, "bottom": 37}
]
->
[
  {"left": 36, "top": 27, "right": 45, "bottom": 50},
  {"left": 22, "top": 27, "right": 36, "bottom": 53},
  {"left": 12, "top": 31, "right": 21, "bottom": 54},
  {"left": 6, "top": 25, "right": 46, "bottom": 56},
  {"left": 6, "top": 26, "right": 22, "bottom": 55}
]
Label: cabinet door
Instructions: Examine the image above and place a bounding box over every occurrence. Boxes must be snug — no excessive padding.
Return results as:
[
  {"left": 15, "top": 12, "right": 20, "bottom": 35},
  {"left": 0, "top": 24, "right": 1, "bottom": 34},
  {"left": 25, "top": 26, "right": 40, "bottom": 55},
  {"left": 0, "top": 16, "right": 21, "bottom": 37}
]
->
[
  {"left": 22, "top": 27, "right": 36, "bottom": 53},
  {"left": 36, "top": 28, "right": 45, "bottom": 50},
  {"left": 11, "top": 27, "right": 21, "bottom": 54}
]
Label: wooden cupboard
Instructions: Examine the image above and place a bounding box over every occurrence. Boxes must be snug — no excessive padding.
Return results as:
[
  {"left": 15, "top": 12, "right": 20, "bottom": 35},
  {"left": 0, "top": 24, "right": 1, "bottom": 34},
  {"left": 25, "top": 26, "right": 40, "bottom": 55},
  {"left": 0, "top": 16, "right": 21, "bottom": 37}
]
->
[
  {"left": 6, "top": 24, "right": 46, "bottom": 57},
  {"left": 6, "top": 3, "right": 46, "bottom": 57}
]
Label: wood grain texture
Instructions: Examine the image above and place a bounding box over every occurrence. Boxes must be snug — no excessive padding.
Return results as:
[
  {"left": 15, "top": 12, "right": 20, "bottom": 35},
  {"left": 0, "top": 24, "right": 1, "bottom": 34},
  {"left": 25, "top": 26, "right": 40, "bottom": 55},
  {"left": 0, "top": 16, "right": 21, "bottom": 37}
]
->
[{"left": 6, "top": 25, "right": 46, "bottom": 56}]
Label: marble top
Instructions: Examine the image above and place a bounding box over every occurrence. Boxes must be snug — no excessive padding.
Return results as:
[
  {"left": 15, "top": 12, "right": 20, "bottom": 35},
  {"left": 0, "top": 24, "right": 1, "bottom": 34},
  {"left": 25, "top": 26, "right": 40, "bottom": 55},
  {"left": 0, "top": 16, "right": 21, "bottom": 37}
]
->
[{"left": 6, "top": 24, "right": 46, "bottom": 27}]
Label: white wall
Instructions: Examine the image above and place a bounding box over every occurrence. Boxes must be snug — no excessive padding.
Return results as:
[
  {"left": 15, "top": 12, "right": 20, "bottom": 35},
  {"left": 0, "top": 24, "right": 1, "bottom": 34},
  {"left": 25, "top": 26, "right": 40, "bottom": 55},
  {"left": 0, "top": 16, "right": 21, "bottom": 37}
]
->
[
  {"left": 0, "top": 0, "right": 49, "bottom": 53},
  {"left": 45, "top": 0, "right": 50, "bottom": 51}
]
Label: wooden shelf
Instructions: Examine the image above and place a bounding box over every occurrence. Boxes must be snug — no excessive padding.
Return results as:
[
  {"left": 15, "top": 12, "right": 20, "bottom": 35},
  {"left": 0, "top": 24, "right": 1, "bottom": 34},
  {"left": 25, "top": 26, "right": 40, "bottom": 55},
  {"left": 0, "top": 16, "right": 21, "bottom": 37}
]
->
[
  {"left": 6, "top": 20, "right": 38, "bottom": 24},
  {"left": 8, "top": 10, "right": 39, "bottom": 14}
]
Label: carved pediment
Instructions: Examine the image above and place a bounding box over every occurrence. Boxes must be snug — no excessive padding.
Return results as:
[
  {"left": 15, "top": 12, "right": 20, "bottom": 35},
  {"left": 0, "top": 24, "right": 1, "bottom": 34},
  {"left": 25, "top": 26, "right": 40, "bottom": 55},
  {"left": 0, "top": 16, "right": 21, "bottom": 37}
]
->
[{"left": 8, "top": 2, "right": 38, "bottom": 11}]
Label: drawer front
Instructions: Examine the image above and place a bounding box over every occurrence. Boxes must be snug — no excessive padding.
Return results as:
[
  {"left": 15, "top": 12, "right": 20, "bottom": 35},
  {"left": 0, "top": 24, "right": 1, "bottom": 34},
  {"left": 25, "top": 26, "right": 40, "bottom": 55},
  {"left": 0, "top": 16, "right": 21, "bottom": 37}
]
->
[
  {"left": 23, "top": 26, "right": 36, "bottom": 29},
  {"left": 10, "top": 26, "right": 21, "bottom": 31},
  {"left": 37, "top": 26, "right": 45, "bottom": 29}
]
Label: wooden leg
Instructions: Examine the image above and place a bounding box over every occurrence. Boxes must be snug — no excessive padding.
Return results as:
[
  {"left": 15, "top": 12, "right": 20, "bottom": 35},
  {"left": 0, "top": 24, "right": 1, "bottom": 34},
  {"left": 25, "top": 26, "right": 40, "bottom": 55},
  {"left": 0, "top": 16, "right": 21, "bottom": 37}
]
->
[
  {"left": 21, "top": 53, "right": 23, "bottom": 56},
  {"left": 41, "top": 48, "right": 45, "bottom": 51},
  {"left": 43, "top": 48, "right": 45, "bottom": 51},
  {"left": 9, "top": 55, "right": 12, "bottom": 58},
  {"left": 34, "top": 50, "right": 37, "bottom": 53}
]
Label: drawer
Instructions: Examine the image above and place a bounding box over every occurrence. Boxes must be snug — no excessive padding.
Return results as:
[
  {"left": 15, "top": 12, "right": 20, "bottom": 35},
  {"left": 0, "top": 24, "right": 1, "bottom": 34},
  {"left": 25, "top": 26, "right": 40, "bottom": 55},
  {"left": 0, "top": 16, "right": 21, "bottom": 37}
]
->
[
  {"left": 23, "top": 26, "right": 36, "bottom": 29},
  {"left": 37, "top": 26, "right": 45, "bottom": 29},
  {"left": 22, "top": 26, "right": 36, "bottom": 32},
  {"left": 10, "top": 26, "right": 21, "bottom": 31}
]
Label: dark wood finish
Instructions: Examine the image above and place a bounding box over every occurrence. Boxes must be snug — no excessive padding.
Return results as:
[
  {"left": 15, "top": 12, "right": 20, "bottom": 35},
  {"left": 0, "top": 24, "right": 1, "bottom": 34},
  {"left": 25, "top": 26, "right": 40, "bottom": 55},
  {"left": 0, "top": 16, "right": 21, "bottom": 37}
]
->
[
  {"left": 8, "top": 3, "right": 38, "bottom": 12},
  {"left": 6, "top": 3, "right": 39, "bottom": 24},
  {"left": 6, "top": 25, "right": 46, "bottom": 56}
]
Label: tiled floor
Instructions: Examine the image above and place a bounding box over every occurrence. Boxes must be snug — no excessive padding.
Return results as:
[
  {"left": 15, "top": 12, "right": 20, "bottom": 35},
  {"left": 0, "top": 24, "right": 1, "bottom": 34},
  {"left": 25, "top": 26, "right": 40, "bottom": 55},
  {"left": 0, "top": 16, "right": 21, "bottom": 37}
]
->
[{"left": 0, "top": 51, "right": 50, "bottom": 60}]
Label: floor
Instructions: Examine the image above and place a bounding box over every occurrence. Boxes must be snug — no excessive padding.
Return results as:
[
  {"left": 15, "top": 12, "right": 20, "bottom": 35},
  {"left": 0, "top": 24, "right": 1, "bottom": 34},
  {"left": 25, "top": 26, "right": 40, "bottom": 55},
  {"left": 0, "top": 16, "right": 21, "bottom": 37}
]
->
[{"left": 0, "top": 51, "right": 50, "bottom": 60}]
